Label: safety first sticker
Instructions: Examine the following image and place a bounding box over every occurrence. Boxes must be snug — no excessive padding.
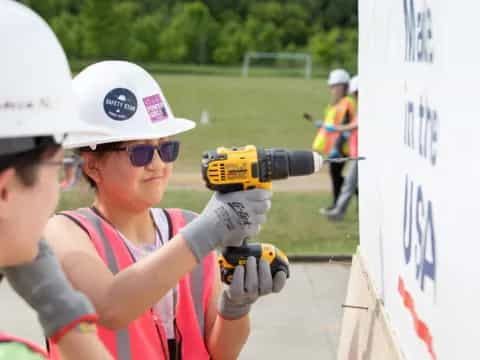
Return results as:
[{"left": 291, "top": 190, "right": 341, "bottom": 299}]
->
[
  {"left": 103, "top": 88, "right": 137, "bottom": 121},
  {"left": 143, "top": 94, "right": 168, "bottom": 123}
]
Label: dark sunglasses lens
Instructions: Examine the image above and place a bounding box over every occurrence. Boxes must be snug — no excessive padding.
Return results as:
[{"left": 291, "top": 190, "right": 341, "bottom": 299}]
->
[
  {"left": 130, "top": 145, "right": 155, "bottom": 166},
  {"left": 158, "top": 141, "right": 180, "bottom": 163}
]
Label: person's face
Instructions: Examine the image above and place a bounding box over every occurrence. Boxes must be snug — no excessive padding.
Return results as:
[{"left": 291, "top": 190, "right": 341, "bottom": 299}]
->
[
  {"left": 0, "top": 148, "right": 64, "bottom": 266},
  {"left": 85, "top": 138, "right": 174, "bottom": 210},
  {"left": 329, "top": 84, "right": 347, "bottom": 103}
]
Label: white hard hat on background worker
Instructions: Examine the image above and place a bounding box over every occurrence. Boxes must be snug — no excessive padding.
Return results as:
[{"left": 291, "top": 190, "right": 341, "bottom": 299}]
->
[
  {"left": 327, "top": 69, "right": 350, "bottom": 86},
  {"left": 0, "top": 0, "right": 108, "bottom": 153},
  {"left": 65, "top": 61, "right": 196, "bottom": 149}
]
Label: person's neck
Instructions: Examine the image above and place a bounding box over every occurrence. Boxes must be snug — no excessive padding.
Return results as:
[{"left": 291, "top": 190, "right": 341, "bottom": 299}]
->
[
  {"left": 92, "top": 197, "right": 156, "bottom": 246},
  {"left": 332, "top": 94, "right": 344, "bottom": 105}
]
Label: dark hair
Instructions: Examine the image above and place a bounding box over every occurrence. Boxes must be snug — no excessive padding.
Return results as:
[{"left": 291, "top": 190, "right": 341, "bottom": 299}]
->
[
  {"left": 340, "top": 83, "right": 349, "bottom": 96},
  {"left": 0, "top": 137, "right": 61, "bottom": 187},
  {"left": 77, "top": 142, "right": 123, "bottom": 189}
]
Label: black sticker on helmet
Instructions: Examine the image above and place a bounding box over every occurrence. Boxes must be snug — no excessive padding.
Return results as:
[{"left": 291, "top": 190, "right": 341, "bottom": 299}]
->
[{"left": 103, "top": 88, "right": 137, "bottom": 121}]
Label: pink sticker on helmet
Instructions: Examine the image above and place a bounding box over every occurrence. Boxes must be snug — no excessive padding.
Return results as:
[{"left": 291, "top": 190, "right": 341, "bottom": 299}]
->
[{"left": 143, "top": 94, "right": 168, "bottom": 123}]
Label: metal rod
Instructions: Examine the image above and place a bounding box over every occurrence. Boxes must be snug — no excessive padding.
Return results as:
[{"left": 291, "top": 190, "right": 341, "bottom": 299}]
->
[
  {"left": 341, "top": 304, "right": 369, "bottom": 310},
  {"left": 325, "top": 156, "right": 366, "bottom": 163}
]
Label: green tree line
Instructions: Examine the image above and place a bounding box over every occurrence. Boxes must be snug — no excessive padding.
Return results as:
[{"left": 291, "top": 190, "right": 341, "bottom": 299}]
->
[{"left": 20, "top": 0, "right": 358, "bottom": 72}]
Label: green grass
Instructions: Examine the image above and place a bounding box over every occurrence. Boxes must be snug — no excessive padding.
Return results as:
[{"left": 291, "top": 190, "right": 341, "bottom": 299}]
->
[
  {"left": 157, "top": 74, "right": 330, "bottom": 171},
  {"left": 58, "top": 188, "right": 358, "bottom": 255}
]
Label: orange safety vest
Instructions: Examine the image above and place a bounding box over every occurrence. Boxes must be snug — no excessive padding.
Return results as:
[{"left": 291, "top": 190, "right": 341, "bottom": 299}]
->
[
  {"left": 0, "top": 332, "right": 48, "bottom": 358},
  {"left": 48, "top": 208, "right": 216, "bottom": 360},
  {"left": 349, "top": 114, "right": 358, "bottom": 157},
  {"left": 312, "top": 96, "right": 356, "bottom": 156}
]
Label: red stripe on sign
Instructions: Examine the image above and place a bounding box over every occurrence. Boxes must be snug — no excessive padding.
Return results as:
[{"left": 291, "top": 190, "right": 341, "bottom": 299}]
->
[{"left": 398, "top": 276, "right": 436, "bottom": 360}]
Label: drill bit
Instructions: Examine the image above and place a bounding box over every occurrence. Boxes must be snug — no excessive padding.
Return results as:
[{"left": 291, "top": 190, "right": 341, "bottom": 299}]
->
[{"left": 324, "top": 156, "right": 366, "bottom": 163}]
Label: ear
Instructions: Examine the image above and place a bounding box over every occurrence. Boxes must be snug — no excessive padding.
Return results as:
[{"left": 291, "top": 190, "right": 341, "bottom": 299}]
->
[
  {"left": 0, "top": 168, "right": 17, "bottom": 219},
  {"left": 82, "top": 153, "right": 102, "bottom": 185}
]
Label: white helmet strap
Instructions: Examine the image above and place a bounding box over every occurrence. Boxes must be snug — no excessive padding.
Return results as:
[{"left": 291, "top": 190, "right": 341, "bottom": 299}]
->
[{"left": 53, "top": 133, "right": 67, "bottom": 144}]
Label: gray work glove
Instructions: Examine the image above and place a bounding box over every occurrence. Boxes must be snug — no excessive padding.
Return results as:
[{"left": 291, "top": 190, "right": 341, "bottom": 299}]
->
[
  {"left": 180, "top": 189, "right": 272, "bottom": 262},
  {"left": 218, "top": 256, "right": 287, "bottom": 319},
  {"left": 2, "top": 239, "right": 97, "bottom": 341}
]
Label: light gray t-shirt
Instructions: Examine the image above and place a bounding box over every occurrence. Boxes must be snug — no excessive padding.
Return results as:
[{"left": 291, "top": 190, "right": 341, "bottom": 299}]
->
[{"left": 120, "top": 208, "right": 176, "bottom": 339}]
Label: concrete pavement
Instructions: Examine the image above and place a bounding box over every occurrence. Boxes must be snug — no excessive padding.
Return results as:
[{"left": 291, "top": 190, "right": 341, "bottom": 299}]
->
[
  {"left": 240, "top": 262, "right": 351, "bottom": 359},
  {"left": 0, "top": 262, "right": 351, "bottom": 359}
]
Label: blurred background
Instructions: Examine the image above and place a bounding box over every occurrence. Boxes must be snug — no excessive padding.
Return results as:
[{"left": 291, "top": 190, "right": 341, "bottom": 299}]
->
[{"left": 19, "top": 0, "right": 357, "bottom": 74}]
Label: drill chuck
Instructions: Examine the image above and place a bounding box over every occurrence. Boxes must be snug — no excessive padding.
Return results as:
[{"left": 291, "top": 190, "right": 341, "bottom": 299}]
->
[{"left": 260, "top": 148, "right": 321, "bottom": 180}]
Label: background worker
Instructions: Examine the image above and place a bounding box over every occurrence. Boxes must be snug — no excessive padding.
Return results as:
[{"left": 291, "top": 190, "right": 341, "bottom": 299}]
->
[
  {"left": 321, "top": 75, "right": 359, "bottom": 221},
  {"left": 0, "top": 1, "right": 114, "bottom": 358},
  {"left": 304, "top": 68, "right": 355, "bottom": 213},
  {"left": 45, "top": 61, "right": 286, "bottom": 360}
]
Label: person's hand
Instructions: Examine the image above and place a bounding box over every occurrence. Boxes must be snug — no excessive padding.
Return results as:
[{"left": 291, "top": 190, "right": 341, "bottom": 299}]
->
[
  {"left": 180, "top": 189, "right": 272, "bottom": 262},
  {"left": 324, "top": 124, "right": 337, "bottom": 133},
  {"left": 313, "top": 120, "right": 324, "bottom": 128},
  {"left": 2, "top": 240, "right": 97, "bottom": 342},
  {"left": 218, "top": 256, "right": 287, "bottom": 319},
  {"left": 329, "top": 147, "right": 341, "bottom": 159},
  {"left": 303, "top": 113, "right": 312, "bottom": 121}
]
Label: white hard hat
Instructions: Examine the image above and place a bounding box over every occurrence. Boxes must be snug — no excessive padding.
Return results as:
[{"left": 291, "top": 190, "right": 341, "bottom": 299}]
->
[
  {"left": 0, "top": 1, "right": 108, "bottom": 148},
  {"left": 327, "top": 69, "right": 350, "bottom": 86},
  {"left": 65, "top": 61, "right": 196, "bottom": 149},
  {"left": 349, "top": 75, "right": 359, "bottom": 94}
]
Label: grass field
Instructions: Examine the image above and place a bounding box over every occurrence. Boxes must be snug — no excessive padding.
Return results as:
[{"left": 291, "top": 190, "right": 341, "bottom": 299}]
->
[
  {"left": 156, "top": 74, "right": 330, "bottom": 171},
  {"left": 58, "top": 187, "right": 359, "bottom": 255},
  {"left": 58, "top": 72, "right": 358, "bottom": 255}
]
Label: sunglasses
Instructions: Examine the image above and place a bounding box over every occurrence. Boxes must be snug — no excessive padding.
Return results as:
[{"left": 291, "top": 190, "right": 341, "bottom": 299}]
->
[
  {"left": 41, "top": 156, "right": 84, "bottom": 191},
  {"left": 111, "top": 140, "right": 180, "bottom": 167}
]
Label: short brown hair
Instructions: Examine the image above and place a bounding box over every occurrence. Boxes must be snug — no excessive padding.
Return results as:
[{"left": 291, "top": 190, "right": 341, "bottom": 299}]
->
[
  {"left": 77, "top": 142, "right": 123, "bottom": 189},
  {"left": 0, "top": 137, "right": 60, "bottom": 187}
]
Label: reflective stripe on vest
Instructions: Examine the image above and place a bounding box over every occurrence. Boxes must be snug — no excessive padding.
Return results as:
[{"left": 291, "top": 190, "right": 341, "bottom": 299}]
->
[
  {"left": 312, "top": 96, "right": 356, "bottom": 156},
  {"left": 0, "top": 332, "right": 48, "bottom": 359},
  {"left": 76, "top": 208, "right": 133, "bottom": 360},
  {"left": 48, "top": 208, "right": 215, "bottom": 360}
]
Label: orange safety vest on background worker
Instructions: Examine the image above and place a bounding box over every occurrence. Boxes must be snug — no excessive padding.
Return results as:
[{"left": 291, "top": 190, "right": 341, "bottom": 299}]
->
[
  {"left": 48, "top": 208, "right": 216, "bottom": 360},
  {"left": 312, "top": 96, "right": 356, "bottom": 156},
  {"left": 349, "top": 112, "right": 358, "bottom": 157}
]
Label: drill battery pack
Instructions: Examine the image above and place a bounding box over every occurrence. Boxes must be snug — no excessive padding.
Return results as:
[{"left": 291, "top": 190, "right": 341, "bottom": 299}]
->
[{"left": 218, "top": 243, "right": 290, "bottom": 284}]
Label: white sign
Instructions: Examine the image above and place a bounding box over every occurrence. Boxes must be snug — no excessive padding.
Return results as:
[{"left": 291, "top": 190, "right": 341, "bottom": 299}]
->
[{"left": 358, "top": 0, "right": 480, "bottom": 359}]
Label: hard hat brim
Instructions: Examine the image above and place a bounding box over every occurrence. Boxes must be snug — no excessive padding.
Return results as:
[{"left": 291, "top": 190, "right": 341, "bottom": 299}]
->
[
  {"left": 63, "top": 118, "right": 196, "bottom": 149},
  {"left": 0, "top": 119, "right": 111, "bottom": 141},
  {"left": 328, "top": 80, "right": 349, "bottom": 86}
]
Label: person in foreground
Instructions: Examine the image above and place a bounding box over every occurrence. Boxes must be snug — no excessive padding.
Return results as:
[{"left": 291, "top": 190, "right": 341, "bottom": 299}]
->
[
  {"left": 45, "top": 60, "right": 287, "bottom": 360},
  {"left": 0, "top": 1, "right": 114, "bottom": 359}
]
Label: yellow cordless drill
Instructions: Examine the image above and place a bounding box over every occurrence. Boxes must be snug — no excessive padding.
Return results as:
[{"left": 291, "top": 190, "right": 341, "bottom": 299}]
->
[{"left": 202, "top": 145, "right": 364, "bottom": 284}]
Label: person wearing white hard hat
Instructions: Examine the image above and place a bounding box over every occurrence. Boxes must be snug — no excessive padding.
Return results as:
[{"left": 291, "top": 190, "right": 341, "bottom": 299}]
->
[
  {"left": 44, "top": 60, "right": 286, "bottom": 360},
  {"left": 322, "top": 75, "right": 360, "bottom": 221},
  {"left": 0, "top": 1, "right": 114, "bottom": 359},
  {"left": 304, "top": 68, "right": 355, "bottom": 213}
]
